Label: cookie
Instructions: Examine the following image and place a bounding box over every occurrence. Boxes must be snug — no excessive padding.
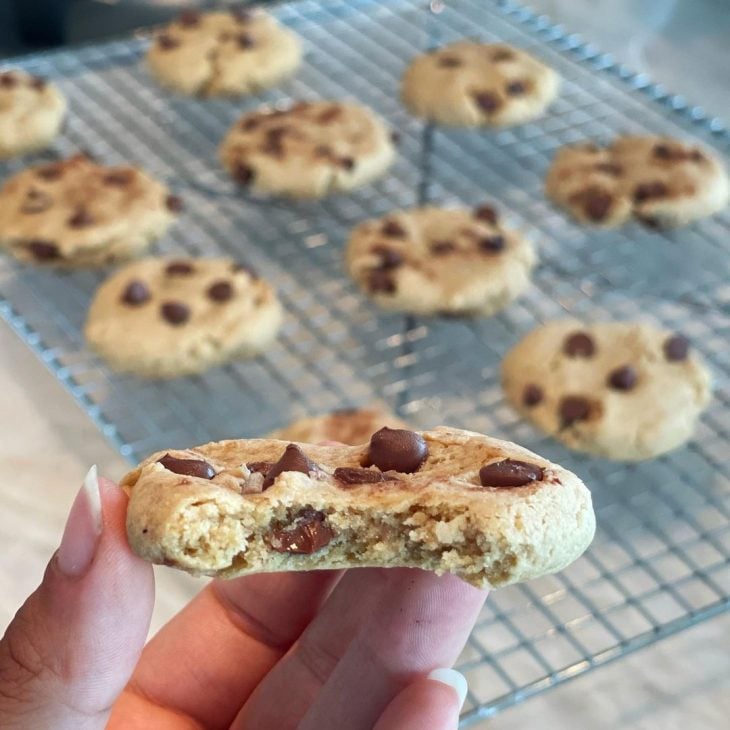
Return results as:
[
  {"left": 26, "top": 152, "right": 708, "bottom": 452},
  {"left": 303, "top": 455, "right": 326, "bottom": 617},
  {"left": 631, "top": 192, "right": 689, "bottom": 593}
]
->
[
  {"left": 545, "top": 136, "right": 730, "bottom": 228},
  {"left": 121, "top": 426, "right": 595, "bottom": 588},
  {"left": 85, "top": 257, "right": 282, "bottom": 378},
  {"left": 220, "top": 100, "right": 395, "bottom": 198},
  {"left": 401, "top": 42, "right": 559, "bottom": 127},
  {"left": 0, "top": 154, "right": 178, "bottom": 267},
  {"left": 146, "top": 8, "right": 301, "bottom": 96},
  {"left": 502, "top": 321, "right": 712, "bottom": 461},
  {"left": 0, "top": 69, "right": 66, "bottom": 159},
  {"left": 346, "top": 204, "right": 536, "bottom": 316},
  {"left": 268, "top": 407, "right": 410, "bottom": 445}
]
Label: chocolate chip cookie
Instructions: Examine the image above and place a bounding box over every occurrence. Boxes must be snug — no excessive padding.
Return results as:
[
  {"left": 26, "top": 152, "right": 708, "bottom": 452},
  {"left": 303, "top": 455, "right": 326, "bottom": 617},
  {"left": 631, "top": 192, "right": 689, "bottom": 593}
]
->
[
  {"left": 219, "top": 101, "right": 395, "bottom": 198},
  {"left": 268, "top": 406, "right": 410, "bottom": 445},
  {"left": 545, "top": 136, "right": 729, "bottom": 228},
  {"left": 85, "top": 257, "right": 282, "bottom": 378},
  {"left": 121, "top": 426, "right": 595, "bottom": 588},
  {"left": 401, "top": 42, "right": 559, "bottom": 127},
  {"left": 0, "top": 154, "right": 178, "bottom": 267},
  {"left": 0, "top": 69, "right": 66, "bottom": 159},
  {"left": 502, "top": 321, "right": 712, "bottom": 460},
  {"left": 146, "top": 8, "right": 301, "bottom": 96},
  {"left": 346, "top": 204, "right": 536, "bottom": 316}
]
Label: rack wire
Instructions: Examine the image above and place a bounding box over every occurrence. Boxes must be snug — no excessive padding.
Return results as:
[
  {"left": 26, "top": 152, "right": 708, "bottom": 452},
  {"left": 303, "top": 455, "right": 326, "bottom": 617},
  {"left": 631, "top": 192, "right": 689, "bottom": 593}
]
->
[{"left": 0, "top": 0, "right": 728, "bottom": 724}]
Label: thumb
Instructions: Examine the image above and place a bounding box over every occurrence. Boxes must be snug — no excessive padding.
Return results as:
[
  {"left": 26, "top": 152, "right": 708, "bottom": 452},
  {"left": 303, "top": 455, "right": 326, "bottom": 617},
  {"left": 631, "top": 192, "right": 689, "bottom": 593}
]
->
[{"left": 0, "top": 467, "right": 155, "bottom": 730}]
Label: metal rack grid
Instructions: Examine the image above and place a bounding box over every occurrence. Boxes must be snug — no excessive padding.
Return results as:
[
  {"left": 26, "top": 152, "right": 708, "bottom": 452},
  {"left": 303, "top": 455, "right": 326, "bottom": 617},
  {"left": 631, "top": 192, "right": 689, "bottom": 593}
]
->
[{"left": 0, "top": 0, "right": 729, "bottom": 724}]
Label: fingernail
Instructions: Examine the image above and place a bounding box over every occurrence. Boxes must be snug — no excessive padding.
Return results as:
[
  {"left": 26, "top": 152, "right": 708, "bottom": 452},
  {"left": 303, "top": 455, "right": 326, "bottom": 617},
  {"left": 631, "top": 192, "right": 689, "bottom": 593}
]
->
[
  {"left": 428, "top": 668, "right": 468, "bottom": 710},
  {"left": 57, "top": 466, "right": 103, "bottom": 577}
]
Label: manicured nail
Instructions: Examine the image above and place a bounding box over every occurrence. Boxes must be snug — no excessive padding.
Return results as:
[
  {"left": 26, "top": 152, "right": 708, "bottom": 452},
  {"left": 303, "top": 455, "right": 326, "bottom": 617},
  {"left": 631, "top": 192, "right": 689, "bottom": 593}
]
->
[
  {"left": 427, "top": 668, "right": 468, "bottom": 710},
  {"left": 57, "top": 466, "right": 103, "bottom": 577}
]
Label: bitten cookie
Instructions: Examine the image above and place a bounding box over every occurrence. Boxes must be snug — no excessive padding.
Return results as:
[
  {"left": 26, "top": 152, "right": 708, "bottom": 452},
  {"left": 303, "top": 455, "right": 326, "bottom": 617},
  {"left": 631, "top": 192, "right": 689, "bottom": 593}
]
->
[
  {"left": 546, "top": 136, "right": 729, "bottom": 228},
  {"left": 346, "top": 204, "right": 536, "bottom": 316},
  {"left": 121, "top": 426, "right": 595, "bottom": 588},
  {"left": 269, "top": 407, "right": 409, "bottom": 445},
  {"left": 502, "top": 321, "right": 712, "bottom": 461},
  {"left": 401, "top": 42, "right": 559, "bottom": 127},
  {"left": 85, "top": 257, "right": 282, "bottom": 378},
  {"left": 220, "top": 101, "right": 395, "bottom": 198},
  {"left": 0, "top": 154, "right": 178, "bottom": 267},
  {"left": 146, "top": 8, "right": 301, "bottom": 96},
  {"left": 0, "top": 69, "right": 66, "bottom": 159}
]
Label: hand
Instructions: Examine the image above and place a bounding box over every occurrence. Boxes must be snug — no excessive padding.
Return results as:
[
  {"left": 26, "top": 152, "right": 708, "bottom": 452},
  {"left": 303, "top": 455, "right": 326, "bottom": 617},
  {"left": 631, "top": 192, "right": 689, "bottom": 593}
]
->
[{"left": 0, "top": 469, "right": 486, "bottom": 729}]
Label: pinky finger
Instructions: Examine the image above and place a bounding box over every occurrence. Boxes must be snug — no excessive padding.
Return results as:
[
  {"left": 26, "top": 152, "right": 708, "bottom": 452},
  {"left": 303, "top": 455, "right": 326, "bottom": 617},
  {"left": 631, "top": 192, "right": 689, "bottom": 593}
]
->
[{"left": 373, "top": 669, "right": 467, "bottom": 730}]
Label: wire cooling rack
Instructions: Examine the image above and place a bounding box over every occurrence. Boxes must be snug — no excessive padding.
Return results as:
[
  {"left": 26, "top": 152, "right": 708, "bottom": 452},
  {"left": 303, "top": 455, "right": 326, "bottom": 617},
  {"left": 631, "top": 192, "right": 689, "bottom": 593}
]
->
[{"left": 1, "top": 0, "right": 729, "bottom": 724}]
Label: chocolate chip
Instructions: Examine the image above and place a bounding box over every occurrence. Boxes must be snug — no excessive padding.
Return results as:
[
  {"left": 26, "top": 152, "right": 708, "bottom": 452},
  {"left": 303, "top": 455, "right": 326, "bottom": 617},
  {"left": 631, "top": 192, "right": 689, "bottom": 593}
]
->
[
  {"left": 473, "top": 91, "right": 500, "bottom": 113},
  {"left": 178, "top": 10, "right": 200, "bottom": 26},
  {"left": 581, "top": 187, "right": 613, "bottom": 222},
  {"left": 438, "top": 56, "right": 462, "bottom": 68},
  {"left": 318, "top": 106, "right": 342, "bottom": 124},
  {"left": 121, "top": 280, "right": 150, "bottom": 306},
  {"left": 664, "top": 334, "right": 689, "bottom": 362},
  {"left": 690, "top": 149, "right": 704, "bottom": 162},
  {"left": 608, "top": 365, "right": 637, "bottom": 390},
  {"left": 334, "top": 467, "right": 389, "bottom": 485},
  {"left": 478, "top": 235, "right": 505, "bottom": 253},
  {"left": 381, "top": 220, "right": 406, "bottom": 237},
  {"left": 0, "top": 72, "right": 18, "bottom": 88},
  {"left": 523, "top": 384, "right": 543, "bottom": 407},
  {"left": 238, "top": 33, "right": 255, "bottom": 49},
  {"left": 261, "top": 127, "right": 287, "bottom": 156},
  {"left": 36, "top": 164, "right": 63, "bottom": 181},
  {"left": 372, "top": 245, "right": 403, "bottom": 269},
  {"left": 479, "top": 459, "right": 544, "bottom": 487},
  {"left": 240, "top": 117, "right": 259, "bottom": 132},
  {"left": 157, "top": 34, "right": 180, "bottom": 50},
  {"left": 247, "top": 461, "right": 272, "bottom": 475},
  {"left": 368, "top": 269, "right": 396, "bottom": 294},
  {"left": 653, "top": 144, "right": 672, "bottom": 159},
  {"left": 594, "top": 162, "right": 622, "bottom": 176},
  {"left": 30, "top": 77, "right": 47, "bottom": 91},
  {"left": 339, "top": 157, "right": 356, "bottom": 170},
  {"left": 20, "top": 189, "right": 52, "bottom": 214},
  {"left": 563, "top": 331, "right": 595, "bottom": 358},
  {"left": 207, "top": 280, "right": 234, "bottom": 302},
  {"left": 431, "top": 240, "right": 456, "bottom": 255},
  {"left": 165, "top": 260, "right": 194, "bottom": 276},
  {"left": 368, "top": 427, "right": 428, "bottom": 473},
  {"left": 505, "top": 80, "right": 526, "bottom": 95},
  {"left": 263, "top": 444, "right": 318, "bottom": 490},
  {"left": 634, "top": 181, "right": 669, "bottom": 203},
  {"left": 68, "top": 207, "right": 94, "bottom": 228},
  {"left": 474, "top": 204, "right": 498, "bottom": 224},
  {"left": 166, "top": 195, "right": 183, "bottom": 213},
  {"left": 268, "top": 508, "right": 334, "bottom": 554},
  {"left": 492, "top": 49, "right": 515, "bottom": 61},
  {"left": 234, "top": 163, "right": 254, "bottom": 185},
  {"left": 559, "top": 396, "right": 592, "bottom": 427},
  {"left": 103, "top": 169, "right": 133, "bottom": 186},
  {"left": 161, "top": 301, "right": 190, "bottom": 325},
  {"left": 27, "top": 240, "right": 59, "bottom": 261},
  {"left": 158, "top": 453, "right": 215, "bottom": 479}
]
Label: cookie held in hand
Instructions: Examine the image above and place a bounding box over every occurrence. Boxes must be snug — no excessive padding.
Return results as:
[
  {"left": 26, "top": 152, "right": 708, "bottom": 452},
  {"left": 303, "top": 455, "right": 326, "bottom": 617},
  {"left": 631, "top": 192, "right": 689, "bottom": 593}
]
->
[{"left": 122, "top": 427, "right": 595, "bottom": 588}]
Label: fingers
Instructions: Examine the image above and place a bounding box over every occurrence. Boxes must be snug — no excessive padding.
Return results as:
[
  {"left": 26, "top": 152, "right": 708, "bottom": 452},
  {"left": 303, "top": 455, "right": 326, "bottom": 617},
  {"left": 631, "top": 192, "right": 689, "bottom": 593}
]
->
[
  {"left": 373, "top": 669, "right": 468, "bottom": 730},
  {"left": 0, "top": 468, "right": 154, "bottom": 730},
  {"left": 116, "top": 570, "right": 341, "bottom": 730}
]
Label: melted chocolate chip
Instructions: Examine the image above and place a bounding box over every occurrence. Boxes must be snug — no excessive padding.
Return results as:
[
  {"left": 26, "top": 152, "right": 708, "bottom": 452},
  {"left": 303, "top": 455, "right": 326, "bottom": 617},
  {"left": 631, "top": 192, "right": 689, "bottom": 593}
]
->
[
  {"left": 582, "top": 187, "right": 613, "bottom": 222},
  {"left": 0, "top": 72, "right": 18, "bottom": 88},
  {"left": 339, "top": 157, "right": 356, "bottom": 170},
  {"left": 207, "top": 280, "right": 234, "bottom": 302},
  {"left": 382, "top": 220, "right": 406, "bottom": 237},
  {"left": 560, "top": 396, "right": 592, "bottom": 427},
  {"left": 431, "top": 241, "right": 456, "bottom": 255},
  {"left": 234, "top": 163, "right": 255, "bottom": 185},
  {"left": 68, "top": 207, "right": 94, "bottom": 228},
  {"left": 334, "top": 467, "right": 389, "bottom": 485},
  {"left": 166, "top": 195, "right": 183, "bottom": 213},
  {"left": 36, "top": 165, "right": 63, "bottom": 181},
  {"left": 438, "top": 56, "right": 462, "bottom": 68},
  {"left": 505, "top": 80, "right": 526, "bottom": 95},
  {"left": 178, "top": 10, "right": 200, "bottom": 26},
  {"left": 563, "top": 331, "right": 595, "bottom": 358},
  {"left": 492, "top": 49, "right": 515, "bottom": 61},
  {"left": 238, "top": 33, "right": 255, "bottom": 49},
  {"left": 158, "top": 453, "right": 215, "bottom": 479},
  {"left": 664, "top": 334, "right": 689, "bottom": 362},
  {"left": 478, "top": 235, "right": 505, "bottom": 253},
  {"left": 247, "top": 461, "right": 273, "bottom": 475},
  {"left": 608, "top": 365, "right": 637, "bottom": 390},
  {"left": 103, "top": 169, "right": 133, "bottom": 186},
  {"left": 474, "top": 204, "right": 498, "bottom": 224},
  {"left": 372, "top": 245, "right": 403, "bottom": 269},
  {"left": 479, "top": 459, "right": 544, "bottom": 487},
  {"left": 27, "top": 240, "right": 59, "bottom": 261},
  {"left": 121, "top": 280, "right": 150, "bottom": 306},
  {"left": 368, "top": 427, "right": 428, "bottom": 473},
  {"left": 165, "top": 261, "right": 194, "bottom": 276},
  {"left": 157, "top": 34, "right": 180, "bottom": 50},
  {"left": 653, "top": 143, "right": 672, "bottom": 159},
  {"left": 268, "top": 508, "right": 334, "bottom": 554},
  {"left": 634, "top": 181, "right": 669, "bottom": 203},
  {"left": 690, "top": 149, "right": 704, "bottom": 162},
  {"left": 240, "top": 117, "right": 259, "bottom": 132},
  {"left": 523, "top": 384, "right": 543, "bottom": 407},
  {"left": 161, "top": 301, "right": 190, "bottom": 325},
  {"left": 368, "top": 269, "right": 396, "bottom": 294},
  {"left": 263, "top": 444, "right": 317, "bottom": 490},
  {"left": 473, "top": 91, "right": 500, "bottom": 113}
]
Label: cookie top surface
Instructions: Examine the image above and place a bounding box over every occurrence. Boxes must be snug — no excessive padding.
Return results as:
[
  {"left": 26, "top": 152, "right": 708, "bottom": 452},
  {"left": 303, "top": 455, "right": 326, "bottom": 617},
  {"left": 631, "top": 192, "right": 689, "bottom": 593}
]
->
[
  {"left": 84, "top": 257, "right": 282, "bottom": 377},
  {"left": 0, "top": 154, "right": 177, "bottom": 266},
  {"left": 346, "top": 204, "right": 536, "bottom": 315},
  {"left": 401, "top": 42, "right": 559, "bottom": 127},
  {"left": 546, "top": 136, "right": 729, "bottom": 228},
  {"left": 0, "top": 69, "right": 66, "bottom": 158},
  {"left": 268, "top": 407, "right": 410, "bottom": 445},
  {"left": 146, "top": 8, "right": 301, "bottom": 96},
  {"left": 219, "top": 100, "right": 395, "bottom": 198},
  {"left": 502, "top": 320, "right": 712, "bottom": 461}
]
